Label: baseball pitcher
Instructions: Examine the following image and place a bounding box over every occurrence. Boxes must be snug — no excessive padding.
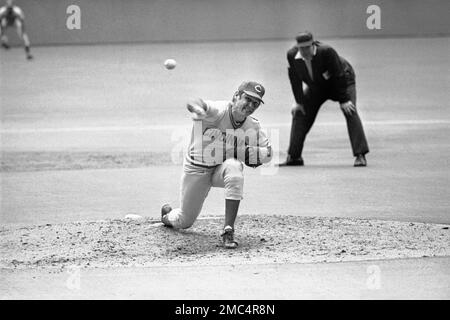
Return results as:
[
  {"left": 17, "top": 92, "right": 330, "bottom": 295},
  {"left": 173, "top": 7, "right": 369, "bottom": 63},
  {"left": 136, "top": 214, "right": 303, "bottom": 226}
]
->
[{"left": 161, "top": 81, "right": 272, "bottom": 248}]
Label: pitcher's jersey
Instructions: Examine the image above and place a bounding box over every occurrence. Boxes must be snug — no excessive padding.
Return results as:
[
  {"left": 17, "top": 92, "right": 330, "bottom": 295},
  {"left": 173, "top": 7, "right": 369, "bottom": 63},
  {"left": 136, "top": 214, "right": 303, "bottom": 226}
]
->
[{"left": 185, "top": 100, "right": 271, "bottom": 167}]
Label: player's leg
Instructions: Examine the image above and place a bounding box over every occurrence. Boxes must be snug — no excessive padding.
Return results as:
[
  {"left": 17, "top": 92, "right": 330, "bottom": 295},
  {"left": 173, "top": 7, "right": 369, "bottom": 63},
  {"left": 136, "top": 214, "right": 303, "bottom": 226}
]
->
[
  {"left": 14, "top": 19, "right": 32, "bottom": 59},
  {"left": 341, "top": 83, "right": 369, "bottom": 165},
  {"left": 212, "top": 158, "right": 244, "bottom": 248},
  {"left": 283, "top": 86, "right": 326, "bottom": 164},
  {"left": 0, "top": 18, "right": 10, "bottom": 49},
  {"left": 161, "top": 163, "right": 212, "bottom": 229},
  {"left": 224, "top": 199, "right": 240, "bottom": 230}
]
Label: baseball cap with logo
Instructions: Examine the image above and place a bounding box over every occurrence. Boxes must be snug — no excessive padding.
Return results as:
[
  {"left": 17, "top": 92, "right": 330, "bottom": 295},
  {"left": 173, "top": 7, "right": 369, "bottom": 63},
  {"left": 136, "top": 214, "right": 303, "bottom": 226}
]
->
[
  {"left": 296, "top": 31, "right": 314, "bottom": 47},
  {"left": 238, "top": 81, "right": 265, "bottom": 104}
]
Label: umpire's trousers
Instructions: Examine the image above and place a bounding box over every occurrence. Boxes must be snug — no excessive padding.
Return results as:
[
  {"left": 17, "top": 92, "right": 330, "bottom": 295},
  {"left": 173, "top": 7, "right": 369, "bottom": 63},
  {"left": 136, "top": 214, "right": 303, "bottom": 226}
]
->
[{"left": 287, "top": 83, "right": 369, "bottom": 159}]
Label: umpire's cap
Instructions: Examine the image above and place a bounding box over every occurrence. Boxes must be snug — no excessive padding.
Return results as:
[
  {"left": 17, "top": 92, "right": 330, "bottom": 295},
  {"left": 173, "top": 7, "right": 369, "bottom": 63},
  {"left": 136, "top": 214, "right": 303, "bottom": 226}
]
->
[
  {"left": 238, "top": 81, "right": 265, "bottom": 104},
  {"left": 296, "top": 31, "right": 314, "bottom": 47}
]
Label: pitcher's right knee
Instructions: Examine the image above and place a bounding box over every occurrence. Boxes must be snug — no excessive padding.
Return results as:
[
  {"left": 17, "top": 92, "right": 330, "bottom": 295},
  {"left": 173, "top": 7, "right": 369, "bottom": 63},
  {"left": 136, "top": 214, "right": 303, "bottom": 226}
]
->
[
  {"left": 163, "top": 208, "right": 197, "bottom": 229},
  {"left": 222, "top": 159, "right": 244, "bottom": 200}
]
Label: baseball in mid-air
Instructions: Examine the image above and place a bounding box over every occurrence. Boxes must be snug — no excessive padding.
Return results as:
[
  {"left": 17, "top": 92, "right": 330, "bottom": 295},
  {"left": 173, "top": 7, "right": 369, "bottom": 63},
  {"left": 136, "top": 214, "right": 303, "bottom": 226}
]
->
[{"left": 164, "top": 59, "right": 177, "bottom": 70}]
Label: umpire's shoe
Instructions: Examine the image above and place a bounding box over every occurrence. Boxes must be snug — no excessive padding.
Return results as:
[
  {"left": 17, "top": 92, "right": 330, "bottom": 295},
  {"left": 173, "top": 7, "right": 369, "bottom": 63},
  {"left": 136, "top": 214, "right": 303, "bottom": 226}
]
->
[
  {"left": 161, "top": 204, "right": 173, "bottom": 227},
  {"left": 354, "top": 154, "right": 367, "bottom": 167},
  {"left": 222, "top": 226, "right": 238, "bottom": 249},
  {"left": 278, "top": 155, "right": 304, "bottom": 166}
]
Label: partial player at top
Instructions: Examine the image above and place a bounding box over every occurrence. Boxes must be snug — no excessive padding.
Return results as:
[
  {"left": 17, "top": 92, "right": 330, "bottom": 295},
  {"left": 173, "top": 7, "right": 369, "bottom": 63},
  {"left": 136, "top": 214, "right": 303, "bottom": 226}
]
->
[{"left": 0, "top": 0, "right": 33, "bottom": 59}]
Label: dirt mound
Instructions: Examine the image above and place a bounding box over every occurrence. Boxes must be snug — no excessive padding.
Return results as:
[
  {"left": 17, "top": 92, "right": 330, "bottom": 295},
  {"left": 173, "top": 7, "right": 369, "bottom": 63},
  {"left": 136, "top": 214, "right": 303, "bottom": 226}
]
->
[{"left": 1, "top": 215, "right": 449, "bottom": 270}]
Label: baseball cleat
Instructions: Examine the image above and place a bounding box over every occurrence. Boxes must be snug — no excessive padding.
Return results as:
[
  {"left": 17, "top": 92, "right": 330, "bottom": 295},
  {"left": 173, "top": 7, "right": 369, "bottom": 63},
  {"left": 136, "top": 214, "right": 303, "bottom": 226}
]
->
[
  {"left": 354, "top": 154, "right": 367, "bottom": 167},
  {"left": 161, "top": 204, "right": 172, "bottom": 227},
  {"left": 221, "top": 225, "right": 238, "bottom": 249},
  {"left": 1, "top": 42, "right": 10, "bottom": 49}
]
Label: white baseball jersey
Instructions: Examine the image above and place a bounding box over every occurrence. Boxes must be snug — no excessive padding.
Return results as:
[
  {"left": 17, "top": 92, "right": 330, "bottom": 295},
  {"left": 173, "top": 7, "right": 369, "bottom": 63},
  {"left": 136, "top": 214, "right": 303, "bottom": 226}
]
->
[{"left": 185, "top": 100, "right": 271, "bottom": 168}]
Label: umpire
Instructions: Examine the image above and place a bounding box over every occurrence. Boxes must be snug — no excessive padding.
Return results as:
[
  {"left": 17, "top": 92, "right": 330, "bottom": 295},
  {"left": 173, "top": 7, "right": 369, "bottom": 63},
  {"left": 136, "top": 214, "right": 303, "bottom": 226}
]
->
[{"left": 280, "top": 31, "right": 369, "bottom": 167}]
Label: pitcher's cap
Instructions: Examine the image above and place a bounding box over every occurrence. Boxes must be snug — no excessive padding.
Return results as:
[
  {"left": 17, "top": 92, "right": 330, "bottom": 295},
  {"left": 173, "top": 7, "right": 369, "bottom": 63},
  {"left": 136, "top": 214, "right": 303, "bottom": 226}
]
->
[
  {"left": 238, "top": 81, "right": 265, "bottom": 103},
  {"left": 296, "top": 31, "right": 314, "bottom": 47}
]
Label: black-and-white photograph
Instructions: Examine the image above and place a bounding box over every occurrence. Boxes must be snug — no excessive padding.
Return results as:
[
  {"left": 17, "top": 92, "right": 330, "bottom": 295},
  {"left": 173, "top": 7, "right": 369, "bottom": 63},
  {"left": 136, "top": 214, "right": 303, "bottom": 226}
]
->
[{"left": 1, "top": 0, "right": 449, "bottom": 305}]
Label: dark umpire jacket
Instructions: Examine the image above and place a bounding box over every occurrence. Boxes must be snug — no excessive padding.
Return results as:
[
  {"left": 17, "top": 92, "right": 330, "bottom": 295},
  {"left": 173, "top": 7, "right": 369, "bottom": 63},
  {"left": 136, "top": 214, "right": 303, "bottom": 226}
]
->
[{"left": 287, "top": 41, "right": 355, "bottom": 105}]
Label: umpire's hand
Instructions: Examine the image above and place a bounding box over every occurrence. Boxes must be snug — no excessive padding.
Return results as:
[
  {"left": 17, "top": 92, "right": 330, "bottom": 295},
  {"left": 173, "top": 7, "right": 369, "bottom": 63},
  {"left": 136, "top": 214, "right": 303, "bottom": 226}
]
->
[
  {"left": 291, "top": 103, "right": 306, "bottom": 116},
  {"left": 340, "top": 101, "right": 356, "bottom": 115}
]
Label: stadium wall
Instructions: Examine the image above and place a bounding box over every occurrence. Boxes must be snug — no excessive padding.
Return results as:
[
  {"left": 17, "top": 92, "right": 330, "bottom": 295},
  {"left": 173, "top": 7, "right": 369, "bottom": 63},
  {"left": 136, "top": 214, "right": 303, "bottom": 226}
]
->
[{"left": 6, "top": 0, "right": 450, "bottom": 46}]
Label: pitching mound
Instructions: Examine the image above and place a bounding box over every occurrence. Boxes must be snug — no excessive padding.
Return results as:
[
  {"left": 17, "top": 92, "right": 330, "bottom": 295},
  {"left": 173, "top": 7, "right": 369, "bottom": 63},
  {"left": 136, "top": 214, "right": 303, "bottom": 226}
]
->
[{"left": 1, "top": 215, "right": 449, "bottom": 270}]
